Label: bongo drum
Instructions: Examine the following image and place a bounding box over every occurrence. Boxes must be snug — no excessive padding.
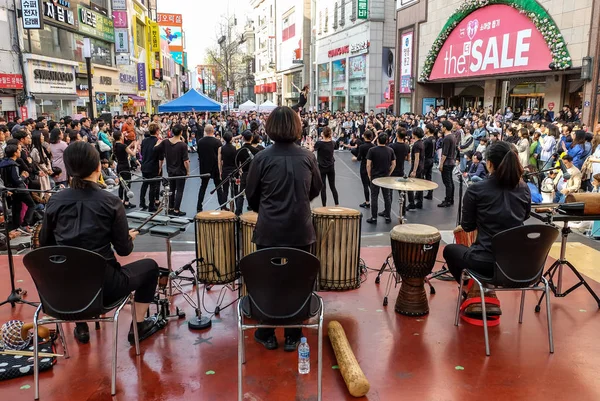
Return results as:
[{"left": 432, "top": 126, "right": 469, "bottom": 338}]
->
[
  {"left": 312, "top": 207, "right": 362, "bottom": 291},
  {"left": 195, "top": 211, "right": 238, "bottom": 285},
  {"left": 239, "top": 212, "right": 258, "bottom": 296},
  {"left": 453, "top": 225, "right": 477, "bottom": 247},
  {"left": 390, "top": 224, "right": 441, "bottom": 316},
  {"left": 30, "top": 222, "right": 43, "bottom": 250}
]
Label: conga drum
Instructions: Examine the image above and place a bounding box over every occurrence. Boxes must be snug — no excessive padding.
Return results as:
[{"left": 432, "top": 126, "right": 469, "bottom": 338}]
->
[
  {"left": 391, "top": 224, "right": 441, "bottom": 316},
  {"left": 239, "top": 211, "right": 258, "bottom": 296},
  {"left": 195, "top": 211, "right": 238, "bottom": 285},
  {"left": 312, "top": 207, "right": 362, "bottom": 291},
  {"left": 453, "top": 225, "right": 477, "bottom": 247}
]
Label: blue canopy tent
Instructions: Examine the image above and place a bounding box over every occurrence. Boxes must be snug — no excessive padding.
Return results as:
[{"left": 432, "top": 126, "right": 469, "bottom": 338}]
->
[{"left": 158, "top": 89, "right": 222, "bottom": 113}]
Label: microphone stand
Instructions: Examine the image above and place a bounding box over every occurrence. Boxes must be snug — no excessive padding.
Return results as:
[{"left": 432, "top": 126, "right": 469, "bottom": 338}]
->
[{"left": 0, "top": 187, "right": 56, "bottom": 308}]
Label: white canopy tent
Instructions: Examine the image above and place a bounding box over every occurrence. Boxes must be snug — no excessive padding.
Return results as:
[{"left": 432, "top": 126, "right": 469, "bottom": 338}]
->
[
  {"left": 239, "top": 100, "right": 258, "bottom": 112},
  {"left": 258, "top": 100, "right": 277, "bottom": 112}
]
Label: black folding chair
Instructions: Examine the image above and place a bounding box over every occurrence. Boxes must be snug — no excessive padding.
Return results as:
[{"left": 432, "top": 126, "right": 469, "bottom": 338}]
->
[
  {"left": 23, "top": 246, "right": 140, "bottom": 400},
  {"left": 454, "top": 225, "right": 559, "bottom": 356},
  {"left": 237, "top": 248, "right": 323, "bottom": 401}
]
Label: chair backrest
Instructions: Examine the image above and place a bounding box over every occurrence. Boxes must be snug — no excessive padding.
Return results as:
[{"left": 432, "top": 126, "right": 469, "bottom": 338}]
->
[
  {"left": 23, "top": 246, "right": 108, "bottom": 320},
  {"left": 491, "top": 225, "right": 559, "bottom": 288},
  {"left": 240, "top": 248, "right": 319, "bottom": 323}
]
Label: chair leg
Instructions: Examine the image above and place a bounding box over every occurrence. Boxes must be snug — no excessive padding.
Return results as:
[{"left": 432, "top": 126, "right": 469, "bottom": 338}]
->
[
  {"left": 33, "top": 305, "right": 42, "bottom": 400},
  {"left": 56, "top": 323, "right": 69, "bottom": 359},
  {"left": 519, "top": 290, "right": 526, "bottom": 324},
  {"left": 238, "top": 302, "right": 244, "bottom": 401},
  {"left": 111, "top": 312, "right": 121, "bottom": 395},
  {"left": 454, "top": 272, "right": 465, "bottom": 326},
  {"left": 130, "top": 295, "right": 140, "bottom": 356},
  {"left": 317, "top": 303, "right": 323, "bottom": 401},
  {"left": 543, "top": 279, "right": 554, "bottom": 353},
  {"left": 476, "top": 280, "right": 490, "bottom": 356}
]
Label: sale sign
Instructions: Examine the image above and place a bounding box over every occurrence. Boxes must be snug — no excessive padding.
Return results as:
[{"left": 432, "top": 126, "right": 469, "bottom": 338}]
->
[{"left": 429, "top": 4, "right": 552, "bottom": 80}]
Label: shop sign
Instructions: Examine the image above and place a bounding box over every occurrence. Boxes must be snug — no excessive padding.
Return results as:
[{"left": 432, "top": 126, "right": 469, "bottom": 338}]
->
[
  {"left": 27, "top": 59, "right": 76, "bottom": 94},
  {"left": 350, "top": 41, "right": 370, "bottom": 55},
  {"left": 0, "top": 73, "right": 24, "bottom": 89},
  {"left": 96, "top": 92, "right": 107, "bottom": 105},
  {"left": 114, "top": 28, "right": 129, "bottom": 53},
  {"left": 76, "top": 62, "right": 94, "bottom": 75},
  {"left": 20, "top": 106, "right": 28, "bottom": 120},
  {"left": 78, "top": 5, "right": 114, "bottom": 42},
  {"left": 157, "top": 13, "right": 182, "bottom": 26},
  {"left": 112, "top": 10, "right": 128, "bottom": 28},
  {"left": 400, "top": 32, "right": 413, "bottom": 94},
  {"left": 21, "top": 0, "right": 43, "bottom": 30},
  {"left": 42, "top": 0, "right": 76, "bottom": 29},
  {"left": 99, "top": 76, "right": 112, "bottom": 85},
  {"left": 429, "top": 4, "right": 552, "bottom": 80},
  {"left": 112, "top": 0, "right": 126, "bottom": 10},
  {"left": 133, "top": 2, "right": 144, "bottom": 18},
  {"left": 328, "top": 45, "right": 349, "bottom": 58},
  {"left": 396, "top": 0, "right": 416, "bottom": 10},
  {"left": 349, "top": 55, "right": 367, "bottom": 80},
  {"left": 149, "top": 22, "right": 160, "bottom": 52},
  {"left": 137, "top": 63, "right": 147, "bottom": 91},
  {"left": 119, "top": 73, "right": 137, "bottom": 85},
  {"left": 357, "top": 0, "right": 368, "bottom": 19},
  {"left": 116, "top": 54, "right": 130, "bottom": 65},
  {"left": 547, "top": 102, "right": 555, "bottom": 111}
]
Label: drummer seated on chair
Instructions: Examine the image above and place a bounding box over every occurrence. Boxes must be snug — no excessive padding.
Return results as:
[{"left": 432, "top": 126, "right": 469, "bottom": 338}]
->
[
  {"left": 443, "top": 141, "right": 531, "bottom": 316},
  {"left": 39, "top": 142, "right": 163, "bottom": 345}
]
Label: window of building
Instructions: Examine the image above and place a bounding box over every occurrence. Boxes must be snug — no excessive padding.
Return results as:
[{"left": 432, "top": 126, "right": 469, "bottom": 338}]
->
[
  {"left": 282, "top": 8, "right": 296, "bottom": 41},
  {"left": 324, "top": 8, "right": 328, "bottom": 33},
  {"left": 333, "top": 3, "right": 338, "bottom": 30},
  {"left": 351, "top": 0, "right": 357, "bottom": 21},
  {"left": 318, "top": 11, "right": 322, "bottom": 35},
  {"left": 340, "top": 0, "right": 346, "bottom": 26},
  {"left": 136, "top": 21, "right": 145, "bottom": 49}
]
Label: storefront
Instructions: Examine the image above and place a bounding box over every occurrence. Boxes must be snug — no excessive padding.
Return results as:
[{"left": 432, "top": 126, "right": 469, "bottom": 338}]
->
[
  {"left": 0, "top": 74, "right": 23, "bottom": 120},
  {"left": 93, "top": 66, "right": 120, "bottom": 114},
  {"left": 24, "top": 55, "right": 77, "bottom": 120},
  {"left": 400, "top": 0, "right": 592, "bottom": 120}
]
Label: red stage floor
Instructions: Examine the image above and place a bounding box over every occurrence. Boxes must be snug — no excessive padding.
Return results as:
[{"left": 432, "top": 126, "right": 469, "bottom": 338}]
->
[{"left": 1, "top": 248, "right": 600, "bottom": 401}]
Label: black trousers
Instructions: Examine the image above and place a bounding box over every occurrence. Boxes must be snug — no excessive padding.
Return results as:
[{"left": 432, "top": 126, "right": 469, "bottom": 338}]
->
[
  {"left": 117, "top": 166, "right": 131, "bottom": 203},
  {"left": 235, "top": 172, "right": 249, "bottom": 215},
  {"left": 320, "top": 167, "right": 339, "bottom": 206},
  {"left": 140, "top": 172, "right": 160, "bottom": 208},
  {"left": 104, "top": 259, "right": 159, "bottom": 306},
  {"left": 424, "top": 159, "right": 434, "bottom": 197},
  {"left": 11, "top": 193, "right": 35, "bottom": 229},
  {"left": 407, "top": 168, "right": 424, "bottom": 205},
  {"left": 370, "top": 181, "right": 391, "bottom": 219},
  {"left": 443, "top": 244, "right": 495, "bottom": 284},
  {"left": 441, "top": 165, "right": 455, "bottom": 203},
  {"left": 168, "top": 176, "right": 186, "bottom": 211},
  {"left": 360, "top": 168, "right": 370, "bottom": 203},
  {"left": 254, "top": 244, "right": 313, "bottom": 341},
  {"left": 198, "top": 170, "right": 225, "bottom": 212}
]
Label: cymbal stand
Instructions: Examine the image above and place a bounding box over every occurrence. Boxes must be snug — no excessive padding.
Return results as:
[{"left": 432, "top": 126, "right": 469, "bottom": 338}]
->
[{"left": 374, "top": 190, "right": 406, "bottom": 284}]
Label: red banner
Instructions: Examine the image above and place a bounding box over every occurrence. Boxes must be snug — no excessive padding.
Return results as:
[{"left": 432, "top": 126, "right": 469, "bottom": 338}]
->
[{"left": 0, "top": 74, "right": 24, "bottom": 89}]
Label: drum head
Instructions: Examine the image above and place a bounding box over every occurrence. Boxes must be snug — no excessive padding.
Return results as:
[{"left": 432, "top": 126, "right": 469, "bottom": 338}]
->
[
  {"left": 312, "top": 207, "right": 361, "bottom": 217},
  {"left": 390, "top": 224, "right": 441, "bottom": 244},
  {"left": 240, "top": 211, "right": 258, "bottom": 224},
  {"left": 195, "top": 210, "right": 237, "bottom": 221}
]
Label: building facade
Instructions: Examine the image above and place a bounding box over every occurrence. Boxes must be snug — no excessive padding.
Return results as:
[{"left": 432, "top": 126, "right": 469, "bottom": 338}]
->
[
  {"left": 252, "top": 0, "right": 279, "bottom": 104},
  {"left": 396, "top": 0, "right": 599, "bottom": 124},
  {"left": 0, "top": 1, "right": 25, "bottom": 121}
]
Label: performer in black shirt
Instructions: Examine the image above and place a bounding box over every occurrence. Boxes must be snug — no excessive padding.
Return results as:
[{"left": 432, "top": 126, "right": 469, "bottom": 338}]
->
[
  {"left": 40, "top": 142, "right": 161, "bottom": 345},
  {"left": 389, "top": 129, "right": 410, "bottom": 177},
  {"left": 246, "top": 106, "right": 322, "bottom": 352},
  {"left": 156, "top": 124, "right": 189, "bottom": 216},
  {"left": 366, "top": 133, "right": 396, "bottom": 224},
  {"left": 291, "top": 84, "right": 309, "bottom": 112},
  {"left": 407, "top": 127, "right": 425, "bottom": 210},
  {"left": 357, "top": 130, "right": 374, "bottom": 209},
  {"left": 312, "top": 127, "right": 339, "bottom": 206},
  {"left": 235, "top": 130, "right": 261, "bottom": 215},
  {"left": 139, "top": 123, "right": 161, "bottom": 212},
  {"left": 113, "top": 131, "right": 137, "bottom": 209},
  {"left": 422, "top": 124, "right": 436, "bottom": 200},
  {"left": 196, "top": 124, "right": 226, "bottom": 212},
  {"left": 438, "top": 120, "right": 457, "bottom": 207},
  {"left": 218, "top": 132, "right": 237, "bottom": 203}
]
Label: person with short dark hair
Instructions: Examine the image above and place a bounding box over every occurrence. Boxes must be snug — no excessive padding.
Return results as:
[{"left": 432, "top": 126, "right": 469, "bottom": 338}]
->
[
  {"left": 438, "top": 120, "right": 456, "bottom": 207},
  {"left": 40, "top": 141, "right": 162, "bottom": 345},
  {"left": 234, "top": 128, "right": 261, "bottom": 215},
  {"left": 113, "top": 131, "right": 137, "bottom": 208},
  {"left": 156, "top": 124, "right": 189, "bottom": 215},
  {"left": 218, "top": 132, "right": 238, "bottom": 204},
  {"left": 139, "top": 123, "right": 162, "bottom": 212},
  {"left": 197, "top": 124, "right": 226, "bottom": 212},
  {"left": 423, "top": 124, "right": 436, "bottom": 200},
  {"left": 0, "top": 144, "right": 36, "bottom": 230},
  {"left": 366, "top": 133, "right": 396, "bottom": 224},
  {"left": 357, "top": 130, "right": 375, "bottom": 209},
  {"left": 312, "top": 126, "right": 339, "bottom": 206},
  {"left": 245, "top": 106, "right": 322, "bottom": 352},
  {"left": 407, "top": 127, "right": 425, "bottom": 210}
]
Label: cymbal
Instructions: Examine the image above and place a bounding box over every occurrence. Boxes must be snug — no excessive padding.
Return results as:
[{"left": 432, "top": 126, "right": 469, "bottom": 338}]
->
[{"left": 372, "top": 177, "right": 439, "bottom": 191}]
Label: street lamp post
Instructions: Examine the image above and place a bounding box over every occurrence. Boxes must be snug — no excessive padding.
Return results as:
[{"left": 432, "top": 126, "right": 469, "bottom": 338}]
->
[{"left": 83, "top": 38, "right": 94, "bottom": 119}]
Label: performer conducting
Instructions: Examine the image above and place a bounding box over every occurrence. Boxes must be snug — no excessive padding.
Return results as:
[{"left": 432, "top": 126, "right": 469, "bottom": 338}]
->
[
  {"left": 40, "top": 142, "right": 162, "bottom": 345},
  {"left": 443, "top": 141, "right": 531, "bottom": 316},
  {"left": 246, "top": 106, "right": 322, "bottom": 352}
]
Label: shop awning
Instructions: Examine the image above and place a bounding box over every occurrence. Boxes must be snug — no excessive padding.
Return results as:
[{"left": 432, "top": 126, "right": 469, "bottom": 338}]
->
[
  {"left": 375, "top": 101, "right": 393, "bottom": 109},
  {"left": 122, "top": 94, "right": 147, "bottom": 107},
  {"left": 32, "top": 93, "right": 79, "bottom": 101}
]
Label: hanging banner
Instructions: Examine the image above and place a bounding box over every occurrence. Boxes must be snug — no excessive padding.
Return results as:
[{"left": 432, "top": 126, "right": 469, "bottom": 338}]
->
[
  {"left": 137, "top": 63, "right": 147, "bottom": 91},
  {"left": 357, "top": 0, "right": 368, "bottom": 19},
  {"left": 149, "top": 22, "right": 160, "bottom": 52},
  {"left": 21, "top": 0, "right": 43, "bottom": 29},
  {"left": 77, "top": 5, "right": 115, "bottom": 42},
  {"left": 111, "top": 0, "right": 126, "bottom": 10},
  {"left": 112, "top": 10, "right": 128, "bottom": 28},
  {"left": 400, "top": 32, "right": 413, "bottom": 94},
  {"left": 114, "top": 28, "right": 129, "bottom": 53}
]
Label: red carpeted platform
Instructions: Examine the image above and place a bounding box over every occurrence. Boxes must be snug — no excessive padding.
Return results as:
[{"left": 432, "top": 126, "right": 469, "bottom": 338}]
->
[{"left": 1, "top": 247, "right": 600, "bottom": 401}]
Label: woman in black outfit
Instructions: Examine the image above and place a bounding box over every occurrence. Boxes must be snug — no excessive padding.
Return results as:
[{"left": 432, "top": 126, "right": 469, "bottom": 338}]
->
[
  {"left": 357, "top": 130, "right": 375, "bottom": 208},
  {"left": 113, "top": 131, "right": 137, "bottom": 208},
  {"left": 218, "top": 132, "right": 237, "bottom": 202},
  {"left": 313, "top": 127, "right": 339, "bottom": 206},
  {"left": 291, "top": 84, "right": 309, "bottom": 112}
]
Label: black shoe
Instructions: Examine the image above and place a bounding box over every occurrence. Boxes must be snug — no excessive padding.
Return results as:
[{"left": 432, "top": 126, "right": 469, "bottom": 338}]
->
[
  {"left": 378, "top": 211, "right": 387, "bottom": 217},
  {"left": 128, "top": 316, "right": 162, "bottom": 345},
  {"left": 74, "top": 322, "right": 90, "bottom": 344},
  {"left": 407, "top": 204, "right": 416, "bottom": 211},
  {"left": 169, "top": 210, "right": 180, "bottom": 216},
  {"left": 424, "top": 193, "right": 433, "bottom": 200},
  {"left": 254, "top": 332, "right": 278, "bottom": 350},
  {"left": 175, "top": 211, "right": 187, "bottom": 216},
  {"left": 284, "top": 336, "right": 301, "bottom": 352},
  {"left": 148, "top": 206, "right": 157, "bottom": 213},
  {"left": 359, "top": 202, "right": 370, "bottom": 209},
  {"left": 385, "top": 217, "right": 392, "bottom": 224},
  {"left": 140, "top": 205, "right": 148, "bottom": 211},
  {"left": 415, "top": 203, "right": 423, "bottom": 209},
  {"left": 437, "top": 201, "right": 451, "bottom": 208},
  {"left": 124, "top": 203, "right": 137, "bottom": 209},
  {"left": 366, "top": 217, "right": 377, "bottom": 224}
]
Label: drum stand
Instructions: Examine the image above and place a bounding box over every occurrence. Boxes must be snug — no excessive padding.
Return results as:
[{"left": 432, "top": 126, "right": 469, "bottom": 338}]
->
[{"left": 374, "top": 191, "right": 406, "bottom": 284}]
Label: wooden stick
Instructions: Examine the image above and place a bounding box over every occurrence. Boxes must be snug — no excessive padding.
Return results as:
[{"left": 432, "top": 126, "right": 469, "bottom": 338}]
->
[{"left": 0, "top": 349, "right": 63, "bottom": 358}]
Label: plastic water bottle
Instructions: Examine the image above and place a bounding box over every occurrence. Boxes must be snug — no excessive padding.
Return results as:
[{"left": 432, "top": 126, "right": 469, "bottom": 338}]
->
[{"left": 298, "top": 337, "right": 310, "bottom": 374}]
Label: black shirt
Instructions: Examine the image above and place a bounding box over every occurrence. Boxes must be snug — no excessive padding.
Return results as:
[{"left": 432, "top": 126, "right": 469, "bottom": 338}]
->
[
  {"left": 157, "top": 139, "right": 189, "bottom": 176},
  {"left": 140, "top": 135, "right": 160, "bottom": 175},
  {"left": 357, "top": 142, "right": 374, "bottom": 171},
  {"left": 114, "top": 142, "right": 129, "bottom": 168},
  {"left": 197, "top": 136, "right": 222, "bottom": 174},
  {"left": 462, "top": 176, "right": 531, "bottom": 263},
  {"left": 236, "top": 143, "right": 261, "bottom": 174},
  {"left": 318, "top": 117, "right": 329, "bottom": 128},
  {"left": 423, "top": 136, "right": 435, "bottom": 160},
  {"left": 246, "top": 142, "right": 322, "bottom": 247},
  {"left": 410, "top": 139, "right": 425, "bottom": 172},
  {"left": 40, "top": 184, "right": 133, "bottom": 268},
  {"left": 441, "top": 133, "right": 457, "bottom": 166},
  {"left": 314, "top": 140, "right": 335, "bottom": 170},
  {"left": 389, "top": 142, "right": 409, "bottom": 177},
  {"left": 367, "top": 145, "right": 395, "bottom": 179},
  {"left": 221, "top": 143, "right": 237, "bottom": 173}
]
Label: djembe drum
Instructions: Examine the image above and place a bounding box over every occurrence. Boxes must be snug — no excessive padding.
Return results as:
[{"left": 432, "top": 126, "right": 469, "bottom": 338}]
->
[
  {"left": 312, "top": 207, "right": 362, "bottom": 290},
  {"left": 239, "top": 211, "right": 258, "bottom": 296},
  {"left": 195, "top": 211, "right": 238, "bottom": 285},
  {"left": 391, "top": 224, "right": 441, "bottom": 316},
  {"left": 453, "top": 225, "right": 477, "bottom": 247}
]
